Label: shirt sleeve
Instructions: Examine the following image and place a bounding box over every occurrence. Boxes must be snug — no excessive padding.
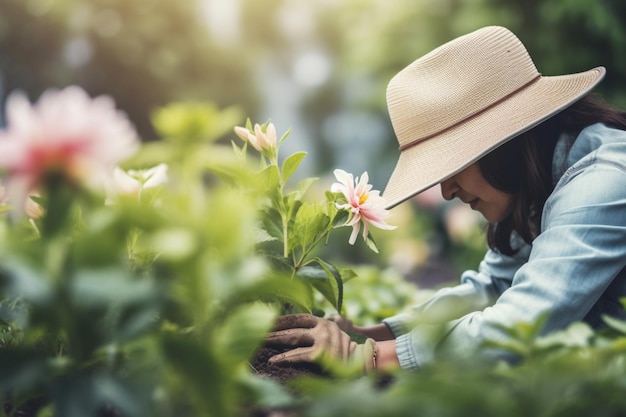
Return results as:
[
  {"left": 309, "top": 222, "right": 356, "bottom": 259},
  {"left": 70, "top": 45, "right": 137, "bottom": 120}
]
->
[
  {"left": 390, "top": 157, "right": 626, "bottom": 370},
  {"left": 383, "top": 243, "right": 527, "bottom": 335}
]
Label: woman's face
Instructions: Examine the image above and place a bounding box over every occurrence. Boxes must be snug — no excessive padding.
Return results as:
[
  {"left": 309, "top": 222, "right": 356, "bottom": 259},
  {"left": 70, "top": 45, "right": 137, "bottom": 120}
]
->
[{"left": 440, "top": 163, "right": 513, "bottom": 223}]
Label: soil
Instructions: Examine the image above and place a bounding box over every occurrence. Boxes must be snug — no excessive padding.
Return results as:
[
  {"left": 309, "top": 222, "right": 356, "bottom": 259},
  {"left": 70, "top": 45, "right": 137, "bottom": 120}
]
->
[
  {"left": 250, "top": 345, "right": 326, "bottom": 384},
  {"left": 3, "top": 396, "right": 48, "bottom": 417},
  {"left": 3, "top": 395, "right": 122, "bottom": 417}
]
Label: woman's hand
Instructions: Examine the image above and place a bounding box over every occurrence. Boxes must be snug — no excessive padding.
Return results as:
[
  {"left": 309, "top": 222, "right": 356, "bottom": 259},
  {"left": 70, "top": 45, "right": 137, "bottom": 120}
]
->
[
  {"left": 265, "top": 314, "right": 377, "bottom": 372},
  {"left": 327, "top": 315, "right": 357, "bottom": 333}
]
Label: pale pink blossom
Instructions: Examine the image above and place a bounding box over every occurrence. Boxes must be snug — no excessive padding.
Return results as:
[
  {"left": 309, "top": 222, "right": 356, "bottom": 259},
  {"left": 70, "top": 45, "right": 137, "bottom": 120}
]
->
[
  {"left": 331, "top": 169, "right": 396, "bottom": 245},
  {"left": 234, "top": 122, "right": 277, "bottom": 152},
  {"left": 25, "top": 193, "right": 44, "bottom": 220},
  {"left": 106, "top": 163, "right": 168, "bottom": 202},
  {"left": 0, "top": 86, "right": 139, "bottom": 212},
  {"left": 0, "top": 184, "right": 42, "bottom": 219}
]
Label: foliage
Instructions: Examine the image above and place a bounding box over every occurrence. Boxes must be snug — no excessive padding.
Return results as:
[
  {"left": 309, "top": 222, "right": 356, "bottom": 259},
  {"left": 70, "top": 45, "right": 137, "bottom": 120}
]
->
[
  {"left": 3, "top": 0, "right": 625, "bottom": 280},
  {"left": 1, "top": 2, "right": 626, "bottom": 416},
  {"left": 230, "top": 119, "right": 393, "bottom": 315},
  {"left": 281, "top": 316, "right": 626, "bottom": 417},
  {"left": 0, "top": 93, "right": 396, "bottom": 416},
  {"left": 0, "top": 0, "right": 258, "bottom": 140},
  {"left": 316, "top": 265, "right": 427, "bottom": 325},
  {"left": 0, "top": 93, "right": 626, "bottom": 417}
]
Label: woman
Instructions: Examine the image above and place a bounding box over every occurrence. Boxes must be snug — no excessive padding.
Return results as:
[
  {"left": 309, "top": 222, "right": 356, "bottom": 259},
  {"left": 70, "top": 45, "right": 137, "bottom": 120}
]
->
[{"left": 265, "top": 26, "right": 626, "bottom": 372}]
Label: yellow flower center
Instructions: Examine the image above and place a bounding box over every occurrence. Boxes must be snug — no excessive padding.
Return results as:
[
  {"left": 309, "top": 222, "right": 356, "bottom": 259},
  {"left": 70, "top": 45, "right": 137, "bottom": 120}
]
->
[{"left": 359, "top": 193, "right": 369, "bottom": 205}]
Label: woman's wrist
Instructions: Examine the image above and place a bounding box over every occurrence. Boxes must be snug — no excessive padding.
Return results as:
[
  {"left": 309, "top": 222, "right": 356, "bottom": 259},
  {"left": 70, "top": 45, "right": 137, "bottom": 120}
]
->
[
  {"left": 354, "top": 323, "right": 395, "bottom": 341},
  {"left": 374, "top": 339, "right": 400, "bottom": 371}
]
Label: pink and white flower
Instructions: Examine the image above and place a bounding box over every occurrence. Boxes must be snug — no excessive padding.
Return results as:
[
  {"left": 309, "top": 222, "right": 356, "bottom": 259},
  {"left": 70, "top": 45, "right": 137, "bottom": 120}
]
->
[
  {"left": 331, "top": 169, "right": 396, "bottom": 245},
  {"left": 0, "top": 86, "right": 139, "bottom": 212},
  {"left": 234, "top": 122, "right": 277, "bottom": 152}
]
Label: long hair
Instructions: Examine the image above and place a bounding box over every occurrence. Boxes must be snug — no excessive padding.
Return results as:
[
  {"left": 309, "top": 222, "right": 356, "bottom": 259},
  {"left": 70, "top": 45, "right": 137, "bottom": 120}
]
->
[{"left": 479, "top": 95, "right": 626, "bottom": 255}]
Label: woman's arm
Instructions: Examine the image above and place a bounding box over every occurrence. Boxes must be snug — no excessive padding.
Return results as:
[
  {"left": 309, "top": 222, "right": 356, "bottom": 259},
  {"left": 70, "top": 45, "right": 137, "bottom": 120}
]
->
[
  {"left": 394, "top": 158, "right": 626, "bottom": 370},
  {"left": 375, "top": 339, "right": 401, "bottom": 370}
]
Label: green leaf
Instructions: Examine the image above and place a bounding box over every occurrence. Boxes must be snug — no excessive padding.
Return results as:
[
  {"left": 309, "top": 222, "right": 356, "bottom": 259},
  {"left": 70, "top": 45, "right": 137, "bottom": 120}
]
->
[
  {"left": 124, "top": 141, "right": 176, "bottom": 167},
  {"left": 284, "top": 197, "right": 302, "bottom": 227},
  {"left": 149, "top": 228, "right": 198, "bottom": 261},
  {"left": 535, "top": 322, "right": 594, "bottom": 349},
  {"left": 364, "top": 232, "right": 379, "bottom": 254},
  {"left": 152, "top": 101, "right": 243, "bottom": 144},
  {"left": 290, "top": 203, "right": 329, "bottom": 253},
  {"left": 297, "top": 259, "right": 343, "bottom": 312},
  {"left": 47, "top": 375, "right": 145, "bottom": 417},
  {"left": 481, "top": 338, "right": 529, "bottom": 357},
  {"left": 90, "top": 376, "right": 145, "bottom": 417},
  {"left": 260, "top": 164, "right": 281, "bottom": 192},
  {"left": 261, "top": 207, "right": 284, "bottom": 240},
  {"left": 331, "top": 208, "right": 350, "bottom": 228},
  {"left": 296, "top": 177, "right": 318, "bottom": 199},
  {"left": 267, "top": 275, "right": 313, "bottom": 314},
  {"left": 0, "top": 348, "right": 46, "bottom": 394},
  {"left": 0, "top": 260, "right": 52, "bottom": 305},
  {"left": 278, "top": 127, "right": 291, "bottom": 145},
  {"left": 338, "top": 267, "right": 358, "bottom": 283},
  {"left": 161, "top": 333, "right": 232, "bottom": 417},
  {"left": 41, "top": 175, "right": 77, "bottom": 238},
  {"left": 237, "top": 373, "right": 295, "bottom": 409},
  {"left": 603, "top": 314, "right": 626, "bottom": 335},
  {"left": 231, "top": 269, "right": 313, "bottom": 314},
  {"left": 214, "top": 303, "right": 277, "bottom": 365},
  {"left": 260, "top": 165, "right": 282, "bottom": 209},
  {"left": 281, "top": 152, "right": 307, "bottom": 183}
]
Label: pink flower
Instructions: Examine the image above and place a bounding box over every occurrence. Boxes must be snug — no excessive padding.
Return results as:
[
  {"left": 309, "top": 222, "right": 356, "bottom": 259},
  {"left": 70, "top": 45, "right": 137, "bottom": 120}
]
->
[
  {"left": 0, "top": 86, "right": 139, "bottom": 211},
  {"left": 234, "top": 122, "right": 277, "bottom": 152},
  {"left": 331, "top": 169, "right": 396, "bottom": 245}
]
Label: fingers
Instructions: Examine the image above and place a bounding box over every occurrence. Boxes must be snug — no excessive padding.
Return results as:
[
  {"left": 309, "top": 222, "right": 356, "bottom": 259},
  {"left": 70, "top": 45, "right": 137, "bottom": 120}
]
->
[
  {"left": 268, "top": 346, "right": 318, "bottom": 365},
  {"left": 265, "top": 314, "right": 354, "bottom": 365},
  {"left": 265, "top": 314, "right": 321, "bottom": 348},
  {"left": 271, "top": 313, "right": 320, "bottom": 331},
  {"left": 265, "top": 327, "right": 314, "bottom": 347},
  {"left": 327, "top": 315, "right": 354, "bottom": 332}
]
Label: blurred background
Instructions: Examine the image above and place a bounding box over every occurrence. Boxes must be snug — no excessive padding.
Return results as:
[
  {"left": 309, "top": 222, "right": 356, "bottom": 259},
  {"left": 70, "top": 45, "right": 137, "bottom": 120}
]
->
[{"left": 1, "top": 0, "right": 625, "bottom": 290}]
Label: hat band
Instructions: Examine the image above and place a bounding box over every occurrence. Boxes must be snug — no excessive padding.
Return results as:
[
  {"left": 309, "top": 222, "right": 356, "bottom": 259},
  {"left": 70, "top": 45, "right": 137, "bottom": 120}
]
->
[{"left": 398, "top": 74, "right": 542, "bottom": 152}]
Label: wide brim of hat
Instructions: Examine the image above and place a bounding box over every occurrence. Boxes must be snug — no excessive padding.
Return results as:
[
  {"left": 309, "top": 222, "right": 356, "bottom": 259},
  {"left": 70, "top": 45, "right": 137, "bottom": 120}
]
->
[{"left": 382, "top": 66, "right": 606, "bottom": 209}]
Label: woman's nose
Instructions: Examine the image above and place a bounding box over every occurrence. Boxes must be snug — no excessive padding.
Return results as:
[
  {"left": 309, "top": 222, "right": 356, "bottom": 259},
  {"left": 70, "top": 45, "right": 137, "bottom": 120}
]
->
[{"left": 440, "top": 177, "right": 458, "bottom": 201}]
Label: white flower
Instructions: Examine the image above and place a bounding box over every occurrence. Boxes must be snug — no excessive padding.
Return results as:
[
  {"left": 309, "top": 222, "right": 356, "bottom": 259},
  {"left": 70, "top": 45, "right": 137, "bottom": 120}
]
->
[
  {"left": 234, "top": 122, "right": 277, "bottom": 152},
  {"left": 331, "top": 169, "right": 396, "bottom": 245}
]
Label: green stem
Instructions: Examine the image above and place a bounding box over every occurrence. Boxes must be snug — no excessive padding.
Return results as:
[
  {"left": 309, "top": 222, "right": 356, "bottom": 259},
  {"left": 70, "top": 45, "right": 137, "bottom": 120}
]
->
[
  {"left": 282, "top": 214, "right": 289, "bottom": 258},
  {"left": 276, "top": 155, "right": 288, "bottom": 258},
  {"left": 293, "top": 228, "right": 331, "bottom": 270}
]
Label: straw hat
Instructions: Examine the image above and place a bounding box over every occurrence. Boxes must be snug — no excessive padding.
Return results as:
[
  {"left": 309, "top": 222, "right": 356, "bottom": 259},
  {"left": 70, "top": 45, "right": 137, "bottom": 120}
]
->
[{"left": 383, "top": 25, "right": 605, "bottom": 209}]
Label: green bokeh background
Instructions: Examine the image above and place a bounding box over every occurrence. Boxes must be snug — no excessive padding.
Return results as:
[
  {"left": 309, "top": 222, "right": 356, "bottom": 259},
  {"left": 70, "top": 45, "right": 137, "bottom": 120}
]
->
[{"left": 1, "top": 0, "right": 624, "bottom": 287}]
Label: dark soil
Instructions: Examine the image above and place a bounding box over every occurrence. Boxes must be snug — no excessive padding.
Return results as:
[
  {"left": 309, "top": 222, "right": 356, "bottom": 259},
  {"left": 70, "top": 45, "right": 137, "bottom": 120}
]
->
[
  {"left": 3, "top": 395, "right": 122, "bottom": 417},
  {"left": 250, "top": 345, "right": 326, "bottom": 384},
  {"left": 3, "top": 396, "right": 48, "bottom": 417}
]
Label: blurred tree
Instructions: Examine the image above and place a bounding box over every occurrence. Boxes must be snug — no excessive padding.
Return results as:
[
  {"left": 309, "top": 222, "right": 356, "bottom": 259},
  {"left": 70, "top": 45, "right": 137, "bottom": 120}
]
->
[
  {"left": 486, "top": 0, "right": 626, "bottom": 107},
  {"left": 0, "top": 0, "right": 259, "bottom": 140}
]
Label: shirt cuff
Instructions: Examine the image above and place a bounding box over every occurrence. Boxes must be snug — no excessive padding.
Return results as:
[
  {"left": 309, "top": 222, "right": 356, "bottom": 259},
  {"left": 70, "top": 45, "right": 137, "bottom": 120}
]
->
[
  {"left": 394, "top": 324, "right": 443, "bottom": 370},
  {"left": 382, "top": 313, "right": 411, "bottom": 337}
]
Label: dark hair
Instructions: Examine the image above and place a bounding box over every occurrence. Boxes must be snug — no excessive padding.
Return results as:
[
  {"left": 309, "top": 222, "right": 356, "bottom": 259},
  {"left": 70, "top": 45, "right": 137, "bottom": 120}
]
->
[{"left": 479, "top": 95, "right": 626, "bottom": 255}]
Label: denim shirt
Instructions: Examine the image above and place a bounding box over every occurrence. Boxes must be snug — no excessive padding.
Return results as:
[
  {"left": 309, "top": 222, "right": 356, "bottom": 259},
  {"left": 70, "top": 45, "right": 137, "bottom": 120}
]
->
[{"left": 383, "top": 123, "right": 626, "bottom": 370}]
